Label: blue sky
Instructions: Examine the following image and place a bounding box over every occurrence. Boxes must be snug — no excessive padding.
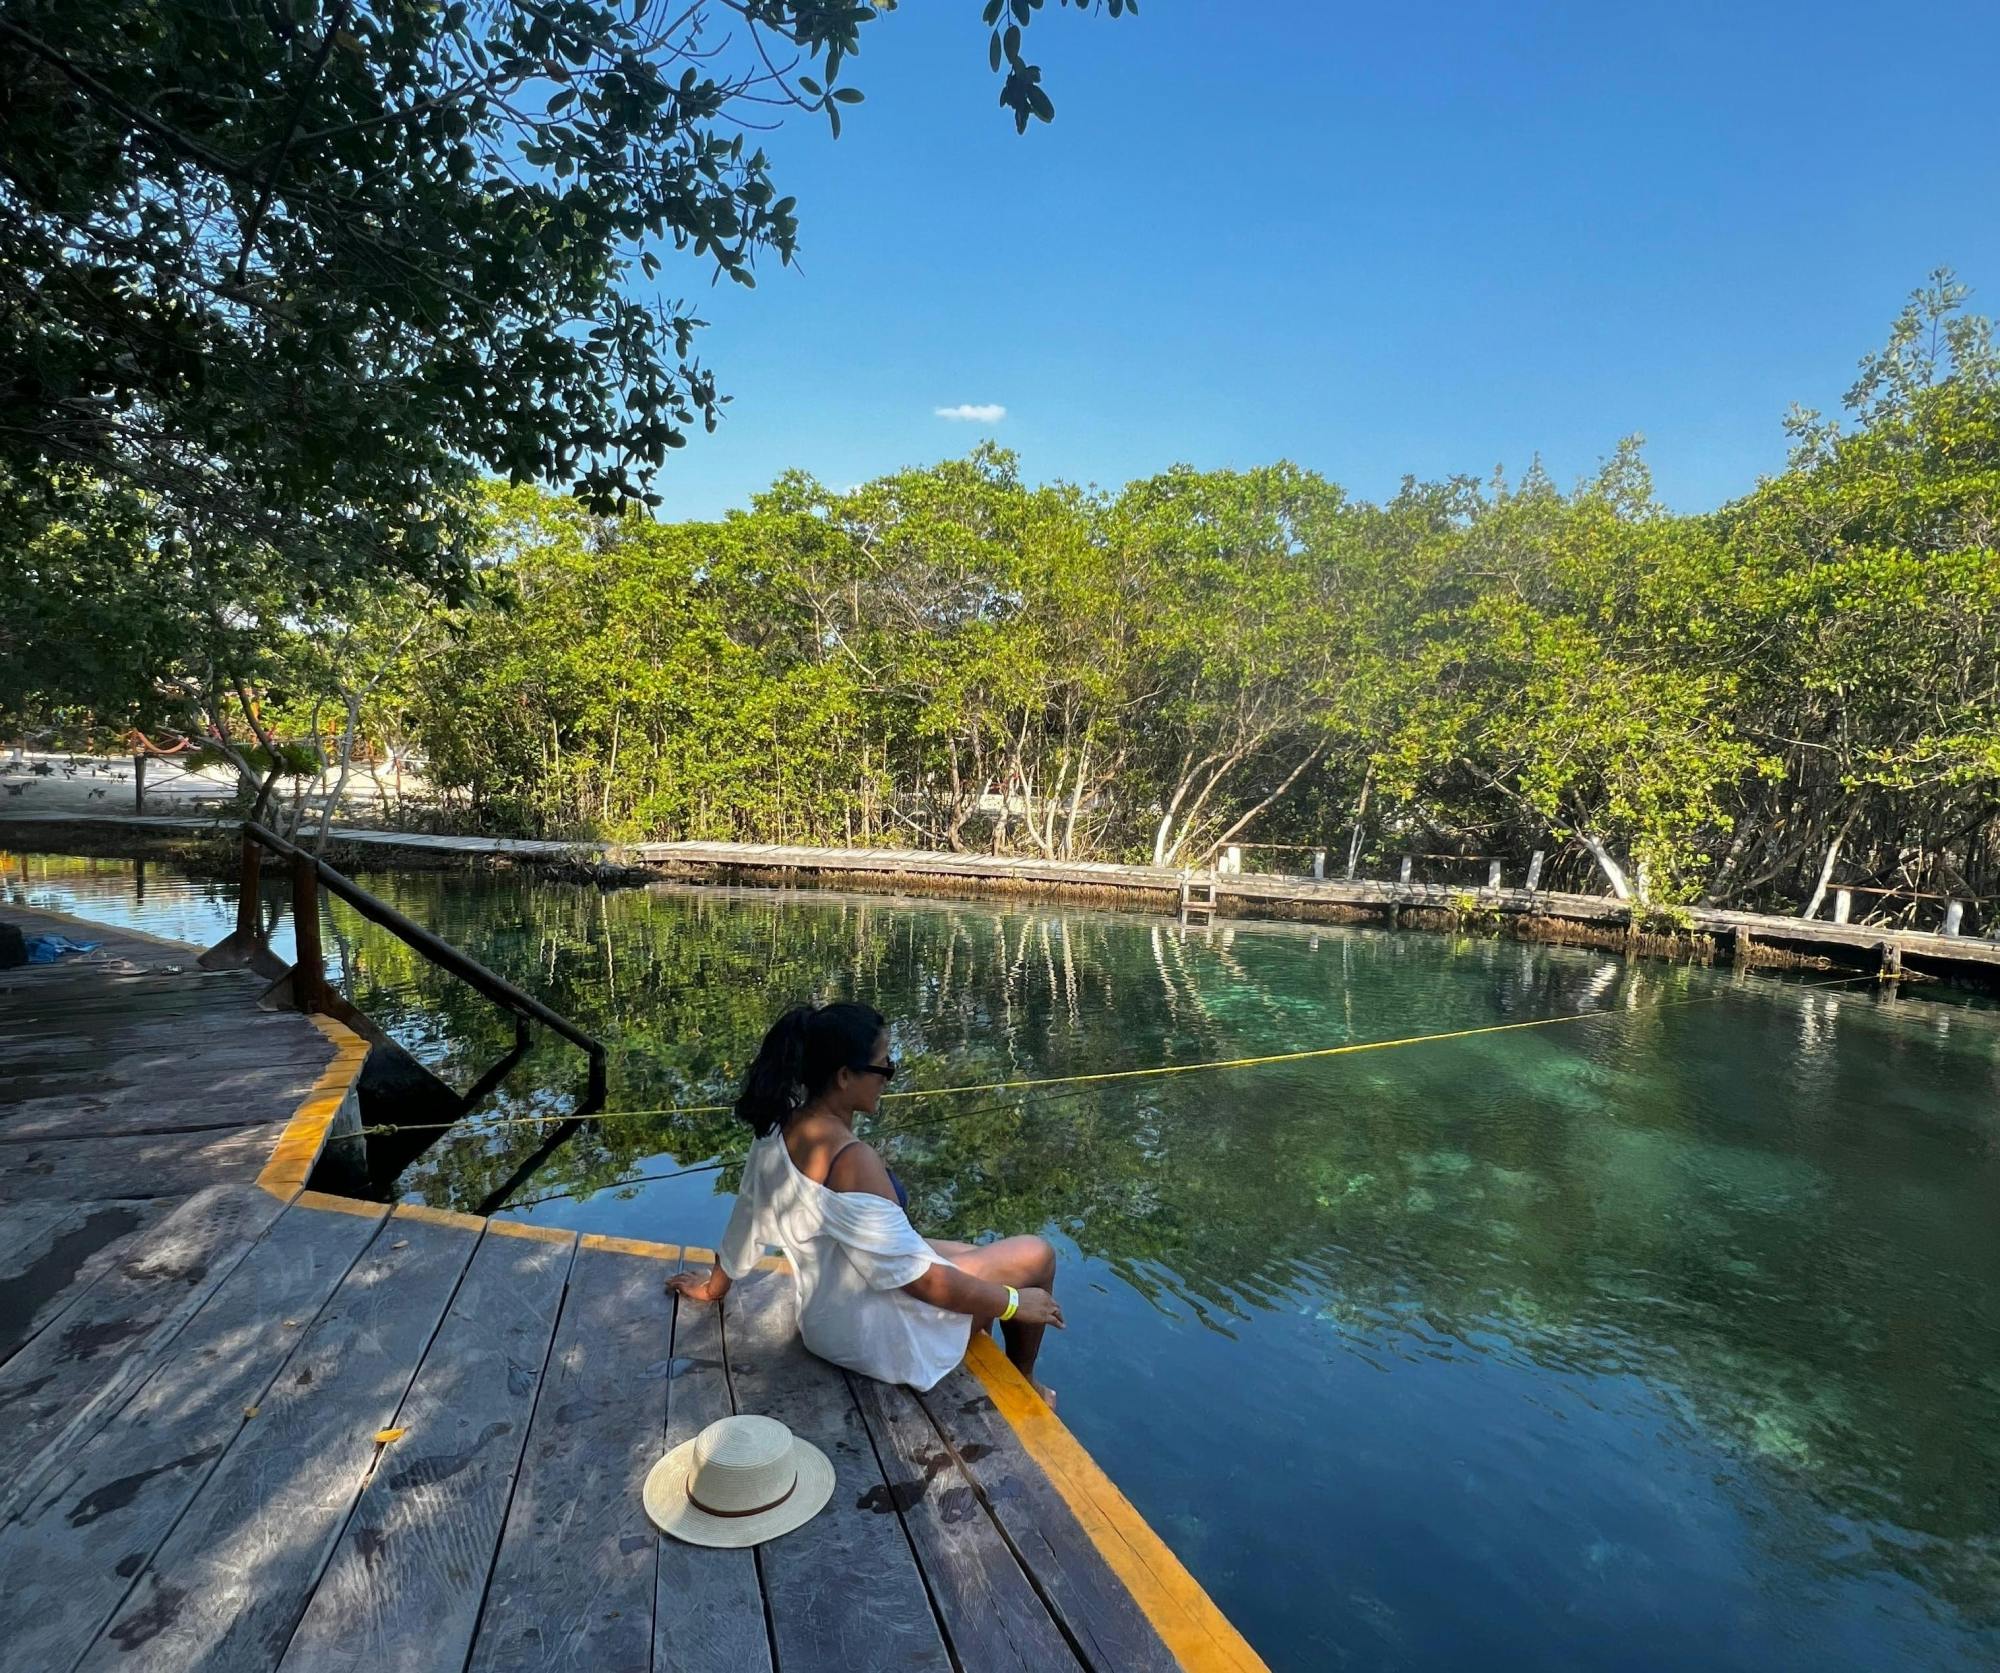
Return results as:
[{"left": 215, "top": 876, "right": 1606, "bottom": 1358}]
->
[{"left": 647, "top": 1, "right": 2000, "bottom": 521}]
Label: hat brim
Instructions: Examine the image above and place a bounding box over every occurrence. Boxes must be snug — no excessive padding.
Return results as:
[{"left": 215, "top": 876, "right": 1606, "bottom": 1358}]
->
[{"left": 643, "top": 1434, "right": 837, "bottom": 1548}]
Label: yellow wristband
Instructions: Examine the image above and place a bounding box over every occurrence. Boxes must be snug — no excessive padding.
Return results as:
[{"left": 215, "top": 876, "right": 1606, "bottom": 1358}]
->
[{"left": 999, "top": 1286, "right": 1019, "bottom": 1323}]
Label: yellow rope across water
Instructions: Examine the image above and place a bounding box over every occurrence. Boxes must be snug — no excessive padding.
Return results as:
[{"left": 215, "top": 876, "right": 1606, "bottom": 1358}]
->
[{"left": 352, "top": 974, "right": 1874, "bottom": 1141}]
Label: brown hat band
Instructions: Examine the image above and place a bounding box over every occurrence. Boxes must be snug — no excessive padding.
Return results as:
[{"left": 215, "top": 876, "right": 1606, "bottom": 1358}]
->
[{"left": 687, "top": 1470, "right": 799, "bottom": 1520}]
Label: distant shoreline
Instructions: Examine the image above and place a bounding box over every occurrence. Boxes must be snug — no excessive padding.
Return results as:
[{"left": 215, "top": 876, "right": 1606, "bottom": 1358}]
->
[{"left": 7, "top": 811, "right": 1999, "bottom": 999}]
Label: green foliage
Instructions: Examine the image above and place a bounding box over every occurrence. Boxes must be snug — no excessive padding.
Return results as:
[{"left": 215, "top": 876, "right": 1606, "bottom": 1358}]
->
[
  {"left": 0, "top": 0, "right": 1129, "bottom": 754},
  {"left": 366, "top": 279, "right": 1999, "bottom": 921},
  {"left": 8, "top": 271, "right": 1996, "bottom": 922},
  {"left": 1, "top": 0, "right": 1121, "bottom": 514}
]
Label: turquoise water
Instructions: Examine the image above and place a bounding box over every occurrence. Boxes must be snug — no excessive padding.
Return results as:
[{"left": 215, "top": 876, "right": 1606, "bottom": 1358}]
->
[{"left": 10, "top": 853, "right": 2000, "bottom": 1671}]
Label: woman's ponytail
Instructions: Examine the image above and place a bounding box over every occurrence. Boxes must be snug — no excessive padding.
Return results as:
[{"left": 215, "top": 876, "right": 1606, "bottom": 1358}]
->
[
  {"left": 735, "top": 1001, "right": 887, "bottom": 1137},
  {"left": 735, "top": 1005, "right": 812, "bottom": 1137}
]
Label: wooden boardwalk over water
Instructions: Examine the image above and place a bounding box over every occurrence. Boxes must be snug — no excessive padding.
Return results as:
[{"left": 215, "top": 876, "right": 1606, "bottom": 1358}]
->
[
  {"left": 7, "top": 810, "right": 2000, "bottom": 987},
  {"left": 0, "top": 904, "right": 1264, "bottom": 1673}
]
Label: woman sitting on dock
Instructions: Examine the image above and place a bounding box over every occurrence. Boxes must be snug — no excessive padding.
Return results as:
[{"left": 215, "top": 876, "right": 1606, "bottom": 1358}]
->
[{"left": 667, "top": 1001, "right": 1064, "bottom": 1401}]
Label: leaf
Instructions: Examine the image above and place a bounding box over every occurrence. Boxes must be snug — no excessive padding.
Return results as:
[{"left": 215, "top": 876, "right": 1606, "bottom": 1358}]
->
[
  {"left": 374, "top": 1427, "right": 408, "bottom": 1445},
  {"left": 243, "top": 1405, "right": 260, "bottom": 1419}
]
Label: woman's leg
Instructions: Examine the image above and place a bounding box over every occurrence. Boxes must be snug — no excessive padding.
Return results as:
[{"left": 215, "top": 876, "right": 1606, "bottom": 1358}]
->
[
  {"left": 950, "top": 1235, "right": 1058, "bottom": 1391},
  {"left": 927, "top": 1237, "right": 978, "bottom": 1261}
]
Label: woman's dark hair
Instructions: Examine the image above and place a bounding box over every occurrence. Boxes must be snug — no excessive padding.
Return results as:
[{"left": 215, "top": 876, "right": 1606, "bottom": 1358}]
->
[{"left": 735, "top": 1002, "right": 887, "bottom": 1137}]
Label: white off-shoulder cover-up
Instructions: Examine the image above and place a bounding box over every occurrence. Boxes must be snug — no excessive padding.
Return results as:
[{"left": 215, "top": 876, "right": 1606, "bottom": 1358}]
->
[{"left": 717, "top": 1129, "right": 973, "bottom": 1391}]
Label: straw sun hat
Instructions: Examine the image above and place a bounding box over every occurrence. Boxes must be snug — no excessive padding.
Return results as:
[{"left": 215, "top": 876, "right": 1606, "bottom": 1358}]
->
[{"left": 644, "top": 1414, "right": 836, "bottom": 1548}]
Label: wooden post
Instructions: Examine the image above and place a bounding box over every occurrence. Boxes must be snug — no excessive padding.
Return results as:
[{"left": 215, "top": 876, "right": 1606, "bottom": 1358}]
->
[
  {"left": 1398, "top": 856, "right": 1413, "bottom": 886},
  {"left": 290, "top": 850, "right": 327, "bottom": 1012},
  {"left": 1832, "top": 889, "right": 1852, "bottom": 925},
  {"left": 1312, "top": 849, "right": 1326, "bottom": 881},
  {"left": 1487, "top": 858, "right": 1502, "bottom": 891},
  {"left": 1941, "top": 899, "right": 1964, "bottom": 937},
  {"left": 235, "top": 831, "right": 263, "bottom": 941},
  {"left": 1876, "top": 939, "right": 1901, "bottom": 982},
  {"left": 132, "top": 752, "right": 146, "bottom": 814},
  {"left": 197, "top": 831, "right": 288, "bottom": 977},
  {"left": 1731, "top": 925, "right": 1754, "bottom": 967},
  {"left": 1225, "top": 845, "right": 1242, "bottom": 876},
  {"left": 1525, "top": 850, "right": 1544, "bottom": 892}
]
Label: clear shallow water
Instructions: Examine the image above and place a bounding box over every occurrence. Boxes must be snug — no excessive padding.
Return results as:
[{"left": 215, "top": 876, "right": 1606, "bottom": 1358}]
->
[{"left": 9, "top": 850, "right": 2000, "bottom": 1672}]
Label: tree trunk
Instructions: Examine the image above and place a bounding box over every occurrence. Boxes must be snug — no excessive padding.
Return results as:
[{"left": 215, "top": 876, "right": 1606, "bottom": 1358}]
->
[
  {"left": 1198, "top": 744, "right": 1327, "bottom": 867},
  {"left": 1160, "top": 744, "right": 1256, "bottom": 869},
  {"left": 1151, "top": 749, "right": 1201, "bottom": 866},
  {"left": 1700, "top": 807, "right": 1762, "bottom": 905},
  {"left": 1061, "top": 736, "right": 1091, "bottom": 859},
  {"left": 602, "top": 703, "right": 622, "bottom": 824},
  {"left": 1800, "top": 808, "right": 1856, "bottom": 919},
  {"left": 1344, "top": 763, "right": 1374, "bottom": 880},
  {"left": 1577, "top": 831, "right": 1632, "bottom": 901},
  {"left": 314, "top": 695, "right": 360, "bottom": 856}
]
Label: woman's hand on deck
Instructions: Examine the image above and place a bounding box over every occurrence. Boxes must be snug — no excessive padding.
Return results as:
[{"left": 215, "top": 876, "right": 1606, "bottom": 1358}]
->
[{"left": 667, "top": 1268, "right": 728, "bottom": 1304}]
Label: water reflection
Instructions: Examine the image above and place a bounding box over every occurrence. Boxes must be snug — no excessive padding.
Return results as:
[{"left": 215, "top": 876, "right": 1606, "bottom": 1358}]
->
[{"left": 8, "top": 850, "right": 2000, "bottom": 1668}]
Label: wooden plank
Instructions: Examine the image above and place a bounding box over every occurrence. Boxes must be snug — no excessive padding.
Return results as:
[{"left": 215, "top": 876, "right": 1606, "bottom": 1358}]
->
[
  {"left": 0, "top": 985, "right": 301, "bottom": 1023},
  {"left": 0, "top": 1197, "right": 167, "bottom": 1368},
  {"left": 0, "top": 1196, "right": 385, "bottom": 1673},
  {"left": 279, "top": 1223, "right": 576, "bottom": 1673},
  {"left": 0, "top": 1183, "right": 286, "bottom": 1518},
  {"left": 722, "top": 1269, "right": 952, "bottom": 1673},
  {"left": 76, "top": 1209, "right": 480, "bottom": 1673},
  {"left": 0, "top": 1020, "right": 318, "bottom": 1067},
  {"left": 465, "top": 1240, "right": 675, "bottom": 1673},
  {"left": 851, "top": 1372, "right": 1083, "bottom": 1673},
  {"left": 0, "top": 973, "right": 259, "bottom": 1006},
  {"left": 0, "top": 1124, "right": 283, "bottom": 1203},
  {"left": 0, "top": 1059, "right": 329, "bottom": 1139},
  {"left": 653, "top": 1256, "right": 773, "bottom": 1673},
  {"left": 914, "top": 1360, "right": 1181, "bottom": 1673}
]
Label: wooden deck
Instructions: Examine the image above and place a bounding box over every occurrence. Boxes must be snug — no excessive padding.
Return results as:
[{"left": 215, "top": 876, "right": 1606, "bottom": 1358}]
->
[{"left": 0, "top": 904, "right": 1265, "bottom": 1673}]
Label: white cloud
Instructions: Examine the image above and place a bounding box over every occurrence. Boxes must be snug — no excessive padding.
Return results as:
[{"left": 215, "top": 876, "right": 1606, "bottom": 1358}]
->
[{"left": 934, "top": 402, "right": 1007, "bottom": 423}]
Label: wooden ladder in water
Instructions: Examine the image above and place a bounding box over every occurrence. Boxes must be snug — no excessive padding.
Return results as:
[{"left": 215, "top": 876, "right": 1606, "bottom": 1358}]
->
[{"left": 1179, "top": 868, "right": 1219, "bottom": 926}]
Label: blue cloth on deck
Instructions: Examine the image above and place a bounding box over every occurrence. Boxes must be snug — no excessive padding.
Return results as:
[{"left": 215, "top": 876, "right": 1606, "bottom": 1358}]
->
[{"left": 25, "top": 934, "right": 99, "bottom": 964}]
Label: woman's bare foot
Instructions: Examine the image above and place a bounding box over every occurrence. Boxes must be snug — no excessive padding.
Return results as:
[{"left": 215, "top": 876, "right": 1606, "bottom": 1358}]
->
[{"left": 1033, "top": 1381, "right": 1058, "bottom": 1410}]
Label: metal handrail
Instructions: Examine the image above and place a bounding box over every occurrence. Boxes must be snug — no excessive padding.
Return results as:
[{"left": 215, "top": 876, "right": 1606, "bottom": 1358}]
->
[{"left": 210, "top": 820, "right": 607, "bottom": 1104}]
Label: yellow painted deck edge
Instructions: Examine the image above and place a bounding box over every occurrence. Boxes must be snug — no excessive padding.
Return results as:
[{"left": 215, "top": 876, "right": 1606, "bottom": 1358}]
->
[
  {"left": 580, "top": 1232, "right": 682, "bottom": 1260},
  {"left": 295, "top": 1188, "right": 386, "bottom": 1219},
  {"left": 964, "top": 1332, "right": 1270, "bottom": 1673},
  {"left": 257, "top": 1014, "right": 371, "bottom": 1199},
  {"left": 393, "top": 1201, "right": 486, "bottom": 1233},
  {"left": 257, "top": 1011, "right": 684, "bottom": 1267},
  {"left": 487, "top": 1217, "right": 576, "bottom": 1244}
]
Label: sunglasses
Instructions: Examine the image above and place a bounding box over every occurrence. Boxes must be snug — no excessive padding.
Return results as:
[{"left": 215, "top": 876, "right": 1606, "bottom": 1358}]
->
[{"left": 849, "top": 1059, "right": 898, "bottom": 1083}]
